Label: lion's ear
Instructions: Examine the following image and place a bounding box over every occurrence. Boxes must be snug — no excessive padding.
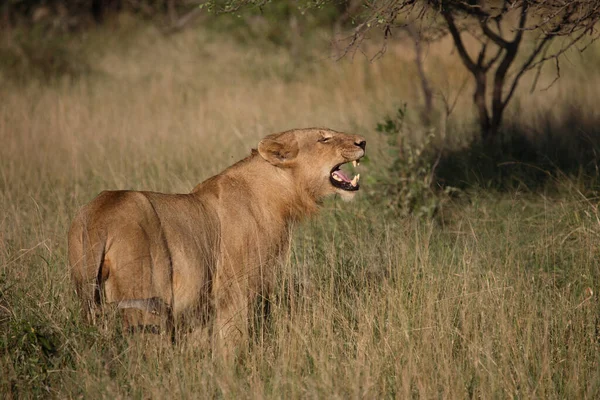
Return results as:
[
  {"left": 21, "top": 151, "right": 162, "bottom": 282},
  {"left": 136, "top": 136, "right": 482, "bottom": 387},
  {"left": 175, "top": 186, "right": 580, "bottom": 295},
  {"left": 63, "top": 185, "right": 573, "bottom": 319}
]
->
[{"left": 258, "top": 133, "right": 299, "bottom": 166}]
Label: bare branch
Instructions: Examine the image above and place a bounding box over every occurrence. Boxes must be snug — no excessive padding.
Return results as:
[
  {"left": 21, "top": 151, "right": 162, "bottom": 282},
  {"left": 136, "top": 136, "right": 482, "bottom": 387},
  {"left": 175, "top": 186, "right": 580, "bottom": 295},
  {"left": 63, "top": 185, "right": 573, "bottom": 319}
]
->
[
  {"left": 503, "top": 33, "right": 553, "bottom": 107},
  {"left": 504, "top": 3, "right": 590, "bottom": 105},
  {"left": 442, "top": 9, "right": 477, "bottom": 73},
  {"left": 476, "top": 42, "right": 488, "bottom": 66},
  {"left": 492, "top": 3, "right": 528, "bottom": 110},
  {"left": 513, "top": 0, "right": 529, "bottom": 44},
  {"left": 541, "top": 57, "right": 561, "bottom": 91},
  {"left": 438, "top": 75, "right": 469, "bottom": 118},
  {"left": 165, "top": 6, "right": 204, "bottom": 33},
  {"left": 484, "top": 45, "right": 504, "bottom": 71},
  {"left": 480, "top": 20, "right": 510, "bottom": 48},
  {"left": 370, "top": 37, "right": 389, "bottom": 62},
  {"left": 529, "top": 44, "right": 550, "bottom": 93},
  {"left": 407, "top": 24, "right": 434, "bottom": 124}
]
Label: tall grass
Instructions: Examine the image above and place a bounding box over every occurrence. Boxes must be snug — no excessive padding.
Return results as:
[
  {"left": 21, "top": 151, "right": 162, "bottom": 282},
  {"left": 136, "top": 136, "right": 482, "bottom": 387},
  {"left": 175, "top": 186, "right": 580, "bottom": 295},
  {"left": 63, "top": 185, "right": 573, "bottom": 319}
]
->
[{"left": 1, "top": 17, "right": 600, "bottom": 397}]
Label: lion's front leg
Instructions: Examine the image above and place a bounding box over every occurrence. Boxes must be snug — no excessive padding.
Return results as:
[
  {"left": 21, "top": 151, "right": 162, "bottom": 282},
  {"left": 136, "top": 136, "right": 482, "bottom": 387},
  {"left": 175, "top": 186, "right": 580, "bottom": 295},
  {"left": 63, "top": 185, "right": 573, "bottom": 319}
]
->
[{"left": 212, "top": 272, "right": 249, "bottom": 360}]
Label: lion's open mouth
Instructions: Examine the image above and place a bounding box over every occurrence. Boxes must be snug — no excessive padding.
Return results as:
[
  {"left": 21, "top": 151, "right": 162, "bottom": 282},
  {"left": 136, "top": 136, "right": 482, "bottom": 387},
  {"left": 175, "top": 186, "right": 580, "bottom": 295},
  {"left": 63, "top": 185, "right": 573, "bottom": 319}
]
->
[{"left": 330, "top": 159, "right": 361, "bottom": 191}]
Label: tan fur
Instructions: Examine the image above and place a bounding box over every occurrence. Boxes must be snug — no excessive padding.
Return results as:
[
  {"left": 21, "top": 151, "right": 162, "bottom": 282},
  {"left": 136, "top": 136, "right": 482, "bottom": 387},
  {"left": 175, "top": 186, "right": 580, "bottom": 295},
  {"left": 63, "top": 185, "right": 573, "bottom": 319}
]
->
[{"left": 68, "top": 128, "right": 365, "bottom": 350}]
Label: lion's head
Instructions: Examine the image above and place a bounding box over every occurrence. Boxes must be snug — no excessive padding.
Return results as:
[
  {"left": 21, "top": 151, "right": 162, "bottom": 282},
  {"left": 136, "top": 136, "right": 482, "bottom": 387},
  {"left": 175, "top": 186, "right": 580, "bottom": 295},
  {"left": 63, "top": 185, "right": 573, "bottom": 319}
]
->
[{"left": 258, "top": 128, "right": 366, "bottom": 201}]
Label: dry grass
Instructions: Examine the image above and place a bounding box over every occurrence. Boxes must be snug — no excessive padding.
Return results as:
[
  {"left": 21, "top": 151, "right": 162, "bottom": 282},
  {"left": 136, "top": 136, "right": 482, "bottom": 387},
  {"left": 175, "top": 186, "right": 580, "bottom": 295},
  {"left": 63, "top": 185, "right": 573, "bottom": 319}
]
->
[{"left": 1, "top": 18, "right": 600, "bottom": 398}]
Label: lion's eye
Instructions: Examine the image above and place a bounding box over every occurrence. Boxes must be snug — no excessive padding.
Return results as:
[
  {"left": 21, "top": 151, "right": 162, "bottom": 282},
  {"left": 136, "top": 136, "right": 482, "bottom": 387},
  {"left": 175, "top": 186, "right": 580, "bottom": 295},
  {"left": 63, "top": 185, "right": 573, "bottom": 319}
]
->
[{"left": 319, "top": 137, "right": 332, "bottom": 143}]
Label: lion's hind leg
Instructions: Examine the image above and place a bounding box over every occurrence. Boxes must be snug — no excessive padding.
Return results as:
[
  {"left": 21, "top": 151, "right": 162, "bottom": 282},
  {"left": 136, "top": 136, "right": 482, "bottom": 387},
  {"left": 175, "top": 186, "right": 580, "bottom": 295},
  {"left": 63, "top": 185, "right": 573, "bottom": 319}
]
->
[{"left": 102, "top": 227, "right": 173, "bottom": 336}]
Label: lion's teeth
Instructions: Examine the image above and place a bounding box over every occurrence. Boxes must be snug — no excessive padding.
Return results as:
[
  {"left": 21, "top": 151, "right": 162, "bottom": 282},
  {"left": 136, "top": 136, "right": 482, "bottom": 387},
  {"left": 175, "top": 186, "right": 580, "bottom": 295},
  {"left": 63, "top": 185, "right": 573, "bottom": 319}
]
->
[
  {"left": 351, "top": 175, "right": 358, "bottom": 186},
  {"left": 357, "top": 174, "right": 360, "bottom": 181},
  {"left": 353, "top": 160, "right": 357, "bottom": 168},
  {"left": 333, "top": 174, "right": 343, "bottom": 182}
]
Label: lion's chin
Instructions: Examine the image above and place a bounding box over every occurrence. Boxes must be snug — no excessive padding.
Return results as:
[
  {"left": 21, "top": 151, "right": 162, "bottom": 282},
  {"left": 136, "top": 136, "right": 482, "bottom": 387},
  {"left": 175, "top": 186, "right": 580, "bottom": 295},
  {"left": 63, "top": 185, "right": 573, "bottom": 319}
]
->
[{"left": 337, "top": 189, "right": 358, "bottom": 202}]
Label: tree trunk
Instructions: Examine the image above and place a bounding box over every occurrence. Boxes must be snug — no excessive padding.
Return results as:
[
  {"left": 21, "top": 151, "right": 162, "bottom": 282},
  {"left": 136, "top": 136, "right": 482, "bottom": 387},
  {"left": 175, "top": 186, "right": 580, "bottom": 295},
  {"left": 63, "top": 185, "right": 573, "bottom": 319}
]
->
[
  {"left": 489, "top": 104, "right": 504, "bottom": 141},
  {"left": 91, "top": 0, "right": 122, "bottom": 24},
  {"left": 408, "top": 26, "right": 433, "bottom": 126},
  {"left": 1, "top": 1, "right": 10, "bottom": 31},
  {"left": 91, "top": 0, "right": 104, "bottom": 23},
  {"left": 167, "top": 0, "right": 177, "bottom": 25},
  {"left": 473, "top": 71, "right": 492, "bottom": 142}
]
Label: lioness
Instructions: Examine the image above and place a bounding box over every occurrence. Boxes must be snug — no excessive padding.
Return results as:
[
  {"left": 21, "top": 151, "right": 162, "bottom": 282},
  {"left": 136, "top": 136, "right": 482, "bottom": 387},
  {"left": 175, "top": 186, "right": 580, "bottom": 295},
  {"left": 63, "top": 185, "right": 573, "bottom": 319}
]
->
[{"left": 68, "top": 128, "right": 365, "bottom": 350}]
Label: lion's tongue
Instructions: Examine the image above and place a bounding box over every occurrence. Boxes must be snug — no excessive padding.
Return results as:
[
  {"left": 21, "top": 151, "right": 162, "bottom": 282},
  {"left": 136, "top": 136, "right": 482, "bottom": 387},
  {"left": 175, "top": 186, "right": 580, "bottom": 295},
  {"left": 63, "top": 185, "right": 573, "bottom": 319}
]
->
[{"left": 332, "top": 170, "right": 351, "bottom": 182}]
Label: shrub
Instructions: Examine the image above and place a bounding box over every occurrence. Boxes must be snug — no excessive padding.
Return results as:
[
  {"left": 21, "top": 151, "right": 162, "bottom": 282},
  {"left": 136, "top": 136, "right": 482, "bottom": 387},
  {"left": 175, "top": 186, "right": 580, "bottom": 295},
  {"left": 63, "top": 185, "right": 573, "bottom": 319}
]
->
[{"left": 374, "top": 106, "right": 453, "bottom": 219}]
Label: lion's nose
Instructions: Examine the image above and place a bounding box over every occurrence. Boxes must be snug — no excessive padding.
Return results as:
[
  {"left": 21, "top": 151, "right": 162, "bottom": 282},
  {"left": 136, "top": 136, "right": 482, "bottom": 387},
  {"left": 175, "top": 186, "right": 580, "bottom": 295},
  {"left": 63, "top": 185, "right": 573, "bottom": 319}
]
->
[{"left": 355, "top": 139, "right": 366, "bottom": 150}]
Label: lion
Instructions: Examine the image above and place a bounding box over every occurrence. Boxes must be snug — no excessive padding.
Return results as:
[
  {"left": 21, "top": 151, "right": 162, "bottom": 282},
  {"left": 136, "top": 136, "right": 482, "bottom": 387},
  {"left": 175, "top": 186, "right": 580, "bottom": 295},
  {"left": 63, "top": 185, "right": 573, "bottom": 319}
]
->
[{"left": 68, "top": 128, "right": 366, "bottom": 352}]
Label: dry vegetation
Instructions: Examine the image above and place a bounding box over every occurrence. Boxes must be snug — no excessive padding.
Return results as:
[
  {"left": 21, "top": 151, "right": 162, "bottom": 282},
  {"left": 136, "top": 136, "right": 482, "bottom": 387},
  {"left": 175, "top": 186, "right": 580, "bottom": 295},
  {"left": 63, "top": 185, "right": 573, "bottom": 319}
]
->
[{"left": 1, "top": 16, "right": 600, "bottom": 397}]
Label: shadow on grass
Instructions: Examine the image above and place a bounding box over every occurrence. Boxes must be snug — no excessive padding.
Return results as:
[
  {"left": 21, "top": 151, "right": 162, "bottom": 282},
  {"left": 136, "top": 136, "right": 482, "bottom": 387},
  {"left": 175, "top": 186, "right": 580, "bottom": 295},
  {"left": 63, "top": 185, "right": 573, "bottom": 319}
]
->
[{"left": 434, "top": 106, "right": 600, "bottom": 192}]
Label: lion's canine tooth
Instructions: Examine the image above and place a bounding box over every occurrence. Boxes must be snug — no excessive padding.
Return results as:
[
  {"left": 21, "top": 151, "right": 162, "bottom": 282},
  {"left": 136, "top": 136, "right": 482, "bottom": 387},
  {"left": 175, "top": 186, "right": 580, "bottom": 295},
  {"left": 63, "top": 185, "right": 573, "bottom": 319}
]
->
[
  {"left": 351, "top": 175, "right": 358, "bottom": 186},
  {"left": 353, "top": 160, "right": 357, "bottom": 168},
  {"left": 356, "top": 174, "right": 360, "bottom": 181}
]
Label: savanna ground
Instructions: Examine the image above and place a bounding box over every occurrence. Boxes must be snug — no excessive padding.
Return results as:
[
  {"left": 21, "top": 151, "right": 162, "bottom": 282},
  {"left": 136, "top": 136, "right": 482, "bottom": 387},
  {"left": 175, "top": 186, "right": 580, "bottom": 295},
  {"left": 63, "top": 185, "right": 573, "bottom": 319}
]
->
[{"left": 2, "top": 14, "right": 600, "bottom": 398}]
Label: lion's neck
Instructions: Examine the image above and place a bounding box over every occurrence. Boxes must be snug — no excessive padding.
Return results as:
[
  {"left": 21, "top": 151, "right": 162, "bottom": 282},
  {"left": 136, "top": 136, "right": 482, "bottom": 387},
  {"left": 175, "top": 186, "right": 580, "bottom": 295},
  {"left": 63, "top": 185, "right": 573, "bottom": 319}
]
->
[{"left": 224, "top": 151, "right": 320, "bottom": 222}]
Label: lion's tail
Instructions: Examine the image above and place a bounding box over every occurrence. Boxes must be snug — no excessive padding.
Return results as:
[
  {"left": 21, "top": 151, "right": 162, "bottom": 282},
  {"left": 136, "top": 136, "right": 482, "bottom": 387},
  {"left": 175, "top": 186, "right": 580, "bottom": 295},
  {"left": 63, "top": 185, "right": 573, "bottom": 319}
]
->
[{"left": 68, "top": 215, "right": 107, "bottom": 323}]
